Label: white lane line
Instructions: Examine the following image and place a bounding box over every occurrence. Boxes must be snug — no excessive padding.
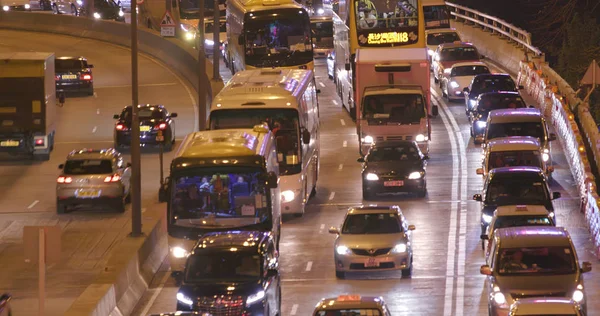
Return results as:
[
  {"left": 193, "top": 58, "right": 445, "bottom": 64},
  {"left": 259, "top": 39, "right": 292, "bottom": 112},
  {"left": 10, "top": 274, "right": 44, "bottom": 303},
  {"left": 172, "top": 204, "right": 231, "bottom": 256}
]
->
[
  {"left": 338, "top": 164, "right": 343, "bottom": 171},
  {"left": 290, "top": 304, "right": 299, "bottom": 315},
  {"left": 305, "top": 261, "right": 313, "bottom": 271},
  {"left": 319, "top": 82, "right": 326, "bottom": 88},
  {"left": 340, "top": 119, "right": 346, "bottom": 126},
  {"left": 329, "top": 192, "right": 335, "bottom": 200},
  {"left": 142, "top": 208, "right": 147, "bottom": 213},
  {"left": 332, "top": 99, "right": 339, "bottom": 106},
  {"left": 92, "top": 126, "right": 97, "bottom": 133},
  {"left": 138, "top": 271, "right": 171, "bottom": 316},
  {"left": 96, "top": 108, "right": 100, "bottom": 115},
  {"left": 320, "top": 224, "right": 325, "bottom": 230},
  {"left": 93, "top": 92, "right": 98, "bottom": 98},
  {"left": 342, "top": 140, "right": 347, "bottom": 147},
  {"left": 27, "top": 200, "right": 39, "bottom": 209},
  {"left": 95, "top": 82, "right": 178, "bottom": 89}
]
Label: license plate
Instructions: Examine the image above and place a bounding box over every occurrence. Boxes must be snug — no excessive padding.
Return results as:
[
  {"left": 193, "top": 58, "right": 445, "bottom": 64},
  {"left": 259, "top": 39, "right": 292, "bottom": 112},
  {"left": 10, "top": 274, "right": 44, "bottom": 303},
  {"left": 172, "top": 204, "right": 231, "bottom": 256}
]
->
[
  {"left": 0, "top": 140, "right": 19, "bottom": 147},
  {"left": 62, "top": 74, "right": 77, "bottom": 80},
  {"left": 384, "top": 180, "right": 404, "bottom": 187},
  {"left": 76, "top": 189, "right": 100, "bottom": 198},
  {"left": 365, "top": 257, "right": 379, "bottom": 268},
  {"left": 140, "top": 126, "right": 151, "bottom": 132}
]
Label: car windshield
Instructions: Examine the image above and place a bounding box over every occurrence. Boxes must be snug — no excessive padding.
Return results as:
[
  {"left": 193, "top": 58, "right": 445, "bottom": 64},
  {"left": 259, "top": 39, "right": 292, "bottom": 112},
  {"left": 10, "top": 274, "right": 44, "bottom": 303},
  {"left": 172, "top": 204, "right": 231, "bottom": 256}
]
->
[
  {"left": 496, "top": 247, "right": 577, "bottom": 276},
  {"left": 209, "top": 109, "right": 301, "bottom": 175},
  {"left": 170, "top": 167, "right": 271, "bottom": 229},
  {"left": 363, "top": 94, "right": 425, "bottom": 125},
  {"left": 471, "top": 77, "right": 517, "bottom": 94},
  {"left": 368, "top": 145, "right": 420, "bottom": 162},
  {"left": 494, "top": 215, "right": 554, "bottom": 231},
  {"left": 488, "top": 150, "right": 542, "bottom": 169},
  {"left": 311, "top": 21, "right": 334, "bottom": 48},
  {"left": 55, "top": 59, "right": 88, "bottom": 70},
  {"left": 485, "top": 175, "right": 549, "bottom": 205},
  {"left": 204, "top": 20, "right": 227, "bottom": 33},
  {"left": 121, "top": 107, "right": 164, "bottom": 121},
  {"left": 184, "top": 252, "right": 261, "bottom": 282},
  {"left": 342, "top": 213, "right": 402, "bottom": 234},
  {"left": 487, "top": 122, "right": 546, "bottom": 140},
  {"left": 477, "top": 95, "right": 526, "bottom": 112},
  {"left": 427, "top": 32, "right": 460, "bottom": 45},
  {"left": 316, "top": 310, "right": 382, "bottom": 316},
  {"left": 451, "top": 65, "right": 490, "bottom": 77},
  {"left": 64, "top": 159, "right": 113, "bottom": 175},
  {"left": 439, "top": 47, "right": 479, "bottom": 61}
]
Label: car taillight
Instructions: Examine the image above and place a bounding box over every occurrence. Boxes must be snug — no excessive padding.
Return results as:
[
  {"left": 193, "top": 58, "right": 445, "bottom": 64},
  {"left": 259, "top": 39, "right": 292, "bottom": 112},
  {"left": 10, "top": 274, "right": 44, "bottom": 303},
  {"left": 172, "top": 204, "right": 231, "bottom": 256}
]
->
[
  {"left": 116, "top": 124, "right": 126, "bottom": 131},
  {"left": 104, "top": 174, "right": 121, "bottom": 182},
  {"left": 57, "top": 176, "right": 72, "bottom": 183},
  {"left": 55, "top": 75, "right": 60, "bottom": 81},
  {"left": 35, "top": 138, "right": 44, "bottom": 146},
  {"left": 81, "top": 74, "right": 92, "bottom": 80},
  {"left": 155, "top": 123, "right": 167, "bottom": 130}
]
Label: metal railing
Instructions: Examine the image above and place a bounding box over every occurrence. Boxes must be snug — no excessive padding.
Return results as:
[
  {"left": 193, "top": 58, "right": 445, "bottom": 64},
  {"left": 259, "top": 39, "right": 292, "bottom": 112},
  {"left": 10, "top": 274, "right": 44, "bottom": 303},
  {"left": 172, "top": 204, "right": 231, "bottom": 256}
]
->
[{"left": 445, "top": 2, "right": 543, "bottom": 56}]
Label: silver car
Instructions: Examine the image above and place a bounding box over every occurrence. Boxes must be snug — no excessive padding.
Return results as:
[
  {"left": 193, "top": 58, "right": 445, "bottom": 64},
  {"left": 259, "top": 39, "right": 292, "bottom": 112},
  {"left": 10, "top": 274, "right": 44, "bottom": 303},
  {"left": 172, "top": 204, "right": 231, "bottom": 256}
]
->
[
  {"left": 329, "top": 205, "right": 415, "bottom": 279},
  {"left": 56, "top": 148, "right": 131, "bottom": 213},
  {"left": 509, "top": 298, "right": 586, "bottom": 316}
]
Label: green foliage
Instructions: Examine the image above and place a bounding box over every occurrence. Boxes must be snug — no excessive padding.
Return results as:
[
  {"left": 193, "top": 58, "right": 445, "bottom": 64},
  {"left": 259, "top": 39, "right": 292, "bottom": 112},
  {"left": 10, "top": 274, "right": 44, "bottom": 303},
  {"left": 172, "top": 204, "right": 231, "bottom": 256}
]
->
[{"left": 556, "top": 13, "right": 600, "bottom": 88}]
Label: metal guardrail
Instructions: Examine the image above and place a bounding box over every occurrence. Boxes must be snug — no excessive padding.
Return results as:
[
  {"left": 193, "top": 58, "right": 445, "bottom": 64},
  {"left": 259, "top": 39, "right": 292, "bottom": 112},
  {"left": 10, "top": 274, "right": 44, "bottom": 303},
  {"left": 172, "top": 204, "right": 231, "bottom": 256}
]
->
[{"left": 445, "top": 2, "right": 543, "bottom": 56}]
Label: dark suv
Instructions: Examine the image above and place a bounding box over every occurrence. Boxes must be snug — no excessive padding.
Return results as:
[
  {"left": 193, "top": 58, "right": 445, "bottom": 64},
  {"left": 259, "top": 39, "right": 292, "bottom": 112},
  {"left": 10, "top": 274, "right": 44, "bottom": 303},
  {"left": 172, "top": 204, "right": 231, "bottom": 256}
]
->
[
  {"left": 463, "top": 73, "right": 523, "bottom": 115},
  {"left": 55, "top": 57, "right": 94, "bottom": 95},
  {"left": 473, "top": 166, "right": 561, "bottom": 237},
  {"left": 176, "top": 231, "right": 281, "bottom": 316}
]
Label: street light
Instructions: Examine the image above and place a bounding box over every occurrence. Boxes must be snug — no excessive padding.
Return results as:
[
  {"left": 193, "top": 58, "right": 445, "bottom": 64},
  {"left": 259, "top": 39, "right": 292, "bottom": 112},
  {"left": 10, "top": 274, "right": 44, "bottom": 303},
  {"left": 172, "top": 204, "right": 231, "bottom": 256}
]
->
[{"left": 130, "top": 0, "right": 142, "bottom": 237}]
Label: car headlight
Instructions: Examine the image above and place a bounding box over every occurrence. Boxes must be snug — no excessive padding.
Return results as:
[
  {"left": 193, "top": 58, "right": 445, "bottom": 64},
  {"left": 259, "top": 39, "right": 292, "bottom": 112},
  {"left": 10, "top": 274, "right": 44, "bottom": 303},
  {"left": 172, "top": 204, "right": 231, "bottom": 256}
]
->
[
  {"left": 482, "top": 214, "right": 493, "bottom": 223},
  {"left": 317, "top": 8, "right": 324, "bottom": 14},
  {"left": 572, "top": 289, "right": 584, "bottom": 302},
  {"left": 543, "top": 148, "right": 550, "bottom": 153},
  {"left": 336, "top": 245, "right": 351, "bottom": 255},
  {"left": 542, "top": 153, "right": 549, "bottom": 162},
  {"left": 363, "top": 135, "right": 374, "bottom": 144},
  {"left": 171, "top": 246, "right": 189, "bottom": 258},
  {"left": 415, "top": 134, "right": 427, "bottom": 142},
  {"left": 281, "top": 190, "right": 296, "bottom": 202},
  {"left": 469, "top": 99, "right": 477, "bottom": 108},
  {"left": 176, "top": 292, "right": 194, "bottom": 305},
  {"left": 24, "top": 4, "right": 30, "bottom": 9},
  {"left": 365, "top": 173, "right": 379, "bottom": 181},
  {"left": 444, "top": 68, "right": 451, "bottom": 74},
  {"left": 205, "top": 39, "right": 215, "bottom": 46},
  {"left": 185, "top": 32, "right": 195, "bottom": 40},
  {"left": 476, "top": 121, "right": 487, "bottom": 129},
  {"left": 392, "top": 243, "right": 407, "bottom": 253},
  {"left": 76, "top": 0, "right": 83, "bottom": 5},
  {"left": 118, "top": 10, "right": 124, "bottom": 16},
  {"left": 449, "top": 81, "right": 459, "bottom": 89},
  {"left": 93, "top": 12, "right": 101, "bottom": 19},
  {"left": 408, "top": 171, "right": 422, "bottom": 180},
  {"left": 2, "top": 5, "right": 9, "bottom": 11},
  {"left": 493, "top": 292, "right": 506, "bottom": 305},
  {"left": 246, "top": 290, "right": 265, "bottom": 306},
  {"left": 427, "top": 49, "right": 434, "bottom": 56}
]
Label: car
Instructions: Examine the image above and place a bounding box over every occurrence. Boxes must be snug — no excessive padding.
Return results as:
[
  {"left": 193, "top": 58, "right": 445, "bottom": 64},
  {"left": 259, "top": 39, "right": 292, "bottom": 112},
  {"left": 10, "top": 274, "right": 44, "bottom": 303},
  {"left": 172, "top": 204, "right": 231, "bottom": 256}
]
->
[
  {"left": 441, "top": 61, "right": 490, "bottom": 101},
  {"left": 50, "top": 0, "right": 82, "bottom": 15},
  {"left": 481, "top": 205, "right": 555, "bottom": 250},
  {"left": 425, "top": 28, "right": 461, "bottom": 65},
  {"left": 464, "top": 73, "right": 523, "bottom": 114},
  {"left": 359, "top": 140, "right": 428, "bottom": 199},
  {"left": 327, "top": 50, "right": 335, "bottom": 80},
  {"left": 469, "top": 91, "right": 527, "bottom": 142},
  {"left": 329, "top": 205, "right": 416, "bottom": 279},
  {"left": 0, "top": 294, "right": 11, "bottom": 316},
  {"left": 509, "top": 298, "right": 585, "bottom": 316},
  {"left": 175, "top": 231, "right": 281, "bottom": 315},
  {"left": 481, "top": 226, "right": 591, "bottom": 316},
  {"left": 473, "top": 166, "right": 561, "bottom": 238},
  {"left": 56, "top": 148, "right": 131, "bottom": 213},
  {"left": 1, "top": 0, "right": 31, "bottom": 11},
  {"left": 90, "top": 0, "right": 125, "bottom": 21},
  {"left": 312, "top": 295, "right": 393, "bottom": 315},
  {"left": 476, "top": 136, "right": 553, "bottom": 178},
  {"left": 55, "top": 56, "right": 94, "bottom": 95},
  {"left": 432, "top": 42, "right": 483, "bottom": 84},
  {"left": 113, "top": 104, "right": 178, "bottom": 150}
]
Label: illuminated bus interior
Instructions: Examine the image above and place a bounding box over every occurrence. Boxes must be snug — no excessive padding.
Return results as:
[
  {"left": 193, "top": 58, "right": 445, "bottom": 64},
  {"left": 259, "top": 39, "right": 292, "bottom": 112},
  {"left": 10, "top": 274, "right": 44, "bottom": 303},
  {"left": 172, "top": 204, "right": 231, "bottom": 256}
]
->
[
  {"left": 423, "top": 4, "right": 450, "bottom": 29},
  {"left": 311, "top": 20, "right": 334, "bottom": 48},
  {"left": 354, "top": 0, "right": 420, "bottom": 46}
]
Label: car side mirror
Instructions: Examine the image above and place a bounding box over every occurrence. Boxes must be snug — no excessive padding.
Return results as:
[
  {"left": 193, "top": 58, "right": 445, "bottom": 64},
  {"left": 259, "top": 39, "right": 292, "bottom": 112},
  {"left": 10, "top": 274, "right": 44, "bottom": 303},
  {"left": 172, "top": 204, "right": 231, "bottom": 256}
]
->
[
  {"left": 328, "top": 227, "right": 340, "bottom": 234},
  {"left": 480, "top": 54, "right": 486, "bottom": 59},
  {"left": 58, "top": 164, "right": 64, "bottom": 169},
  {"left": 302, "top": 129, "right": 310, "bottom": 145},
  {"left": 529, "top": 105, "right": 536, "bottom": 108},
  {"left": 480, "top": 234, "right": 489, "bottom": 240},
  {"left": 473, "top": 194, "right": 482, "bottom": 202},
  {"left": 357, "top": 157, "right": 365, "bottom": 163},
  {"left": 547, "top": 166, "right": 555, "bottom": 173},
  {"left": 126, "top": 162, "right": 132, "bottom": 168},
  {"left": 476, "top": 168, "right": 484, "bottom": 175},
  {"left": 267, "top": 268, "right": 278, "bottom": 278},
  {"left": 423, "top": 155, "right": 429, "bottom": 160},
  {"left": 581, "top": 261, "right": 592, "bottom": 273},
  {"left": 480, "top": 265, "right": 492, "bottom": 275},
  {"left": 552, "top": 192, "right": 561, "bottom": 200},
  {"left": 113, "top": 114, "right": 120, "bottom": 119},
  {"left": 518, "top": 85, "right": 524, "bottom": 90},
  {"left": 408, "top": 224, "right": 415, "bottom": 231},
  {"left": 345, "top": 63, "right": 351, "bottom": 71},
  {"left": 549, "top": 133, "right": 557, "bottom": 141},
  {"left": 463, "top": 87, "right": 469, "bottom": 93},
  {"left": 317, "top": 89, "right": 321, "bottom": 94},
  {"left": 170, "top": 112, "right": 178, "bottom": 118},
  {"left": 266, "top": 171, "right": 278, "bottom": 189},
  {"left": 88, "top": 64, "right": 94, "bottom": 68},
  {"left": 238, "top": 34, "right": 244, "bottom": 45},
  {"left": 431, "top": 105, "right": 439, "bottom": 117}
]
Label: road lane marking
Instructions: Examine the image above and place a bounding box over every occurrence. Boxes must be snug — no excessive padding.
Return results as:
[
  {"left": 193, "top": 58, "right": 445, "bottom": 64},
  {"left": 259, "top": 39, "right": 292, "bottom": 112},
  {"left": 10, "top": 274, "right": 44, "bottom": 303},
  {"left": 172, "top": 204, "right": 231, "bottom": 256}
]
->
[
  {"left": 320, "top": 224, "right": 325, "bottom": 231},
  {"left": 329, "top": 192, "right": 335, "bottom": 200},
  {"left": 342, "top": 140, "right": 347, "bottom": 147},
  {"left": 338, "top": 164, "right": 343, "bottom": 171},
  {"left": 96, "top": 108, "right": 100, "bottom": 115},
  {"left": 332, "top": 99, "right": 339, "bottom": 106},
  {"left": 92, "top": 126, "right": 97, "bottom": 133},
  {"left": 290, "top": 304, "right": 299, "bottom": 315},
  {"left": 27, "top": 200, "right": 39, "bottom": 209},
  {"left": 139, "top": 271, "right": 171, "bottom": 316},
  {"left": 142, "top": 208, "right": 147, "bottom": 213},
  {"left": 95, "top": 82, "right": 178, "bottom": 89},
  {"left": 93, "top": 92, "right": 98, "bottom": 98},
  {"left": 340, "top": 119, "right": 346, "bottom": 126},
  {"left": 319, "top": 82, "right": 326, "bottom": 88},
  {"left": 305, "top": 261, "right": 313, "bottom": 271}
]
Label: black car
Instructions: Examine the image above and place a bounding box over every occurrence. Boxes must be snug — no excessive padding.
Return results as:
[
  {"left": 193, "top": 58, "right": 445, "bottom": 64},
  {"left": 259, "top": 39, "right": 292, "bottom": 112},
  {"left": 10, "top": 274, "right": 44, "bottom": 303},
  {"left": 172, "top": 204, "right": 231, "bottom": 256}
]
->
[
  {"left": 176, "top": 231, "right": 281, "bottom": 316},
  {"left": 463, "top": 73, "right": 523, "bottom": 115},
  {"left": 469, "top": 91, "right": 527, "bottom": 142},
  {"left": 55, "top": 57, "right": 94, "bottom": 95},
  {"left": 113, "top": 104, "right": 177, "bottom": 150},
  {"left": 358, "top": 140, "right": 428, "bottom": 199},
  {"left": 91, "top": 0, "right": 125, "bottom": 21},
  {"left": 473, "top": 166, "right": 561, "bottom": 237}
]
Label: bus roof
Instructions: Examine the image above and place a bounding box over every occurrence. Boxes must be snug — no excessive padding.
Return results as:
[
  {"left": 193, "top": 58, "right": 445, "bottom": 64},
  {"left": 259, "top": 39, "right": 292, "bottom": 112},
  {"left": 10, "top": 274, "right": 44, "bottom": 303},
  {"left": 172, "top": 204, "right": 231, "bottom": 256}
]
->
[
  {"left": 211, "top": 68, "right": 312, "bottom": 110},
  {"left": 356, "top": 47, "right": 428, "bottom": 63},
  {"left": 230, "top": 0, "right": 303, "bottom": 12}
]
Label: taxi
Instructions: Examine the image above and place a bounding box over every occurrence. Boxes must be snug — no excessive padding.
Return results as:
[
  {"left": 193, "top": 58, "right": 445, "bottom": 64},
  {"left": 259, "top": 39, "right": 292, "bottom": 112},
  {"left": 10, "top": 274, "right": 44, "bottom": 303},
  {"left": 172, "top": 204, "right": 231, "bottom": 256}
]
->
[
  {"left": 441, "top": 61, "right": 490, "bottom": 101},
  {"left": 425, "top": 28, "right": 461, "bottom": 64},
  {"left": 432, "top": 42, "right": 483, "bottom": 85},
  {"left": 476, "top": 136, "right": 553, "bottom": 178},
  {"left": 313, "top": 295, "right": 392, "bottom": 316},
  {"left": 509, "top": 298, "right": 586, "bottom": 316}
]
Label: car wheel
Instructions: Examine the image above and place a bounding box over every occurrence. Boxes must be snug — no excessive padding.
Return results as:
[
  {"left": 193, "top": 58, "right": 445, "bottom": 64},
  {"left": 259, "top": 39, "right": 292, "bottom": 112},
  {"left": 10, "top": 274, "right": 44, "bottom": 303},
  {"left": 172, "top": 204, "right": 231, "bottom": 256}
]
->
[
  {"left": 115, "top": 197, "right": 126, "bottom": 213},
  {"left": 417, "top": 188, "right": 426, "bottom": 198},
  {"left": 57, "top": 201, "right": 67, "bottom": 214},
  {"left": 87, "top": 87, "right": 94, "bottom": 96},
  {"left": 401, "top": 257, "right": 413, "bottom": 277},
  {"left": 335, "top": 270, "right": 345, "bottom": 279}
]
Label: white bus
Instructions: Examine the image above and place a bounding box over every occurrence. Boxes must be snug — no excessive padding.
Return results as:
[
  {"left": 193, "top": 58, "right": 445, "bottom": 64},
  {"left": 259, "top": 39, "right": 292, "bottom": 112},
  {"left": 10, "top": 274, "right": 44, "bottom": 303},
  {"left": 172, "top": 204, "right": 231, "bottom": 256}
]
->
[
  {"left": 208, "top": 68, "right": 320, "bottom": 217},
  {"left": 225, "top": 0, "right": 315, "bottom": 73}
]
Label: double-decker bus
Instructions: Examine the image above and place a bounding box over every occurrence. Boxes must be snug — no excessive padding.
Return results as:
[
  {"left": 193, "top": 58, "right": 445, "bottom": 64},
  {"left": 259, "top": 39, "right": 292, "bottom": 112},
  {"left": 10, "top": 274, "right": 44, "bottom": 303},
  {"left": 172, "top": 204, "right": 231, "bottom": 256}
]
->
[
  {"left": 331, "top": 0, "right": 425, "bottom": 119},
  {"left": 225, "top": 0, "right": 314, "bottom": 73},
  {"left": 423, "top": 0, "right": 450, "bottom": 29}
]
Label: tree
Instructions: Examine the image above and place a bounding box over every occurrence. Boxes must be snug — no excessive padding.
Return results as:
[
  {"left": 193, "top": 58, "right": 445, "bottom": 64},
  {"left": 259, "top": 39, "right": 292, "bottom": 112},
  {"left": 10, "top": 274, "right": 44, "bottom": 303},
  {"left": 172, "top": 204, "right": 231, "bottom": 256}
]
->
[{"left": 556, "top": 13, "right": 600, "bottom": 87}]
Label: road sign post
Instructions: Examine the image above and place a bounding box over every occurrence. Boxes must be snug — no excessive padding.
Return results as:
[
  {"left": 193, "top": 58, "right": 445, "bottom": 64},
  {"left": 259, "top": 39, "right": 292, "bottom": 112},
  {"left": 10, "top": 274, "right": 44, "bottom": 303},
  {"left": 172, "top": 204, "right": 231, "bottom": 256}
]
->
[
  {"left": 156, "top": 130, "right": 165, "bottom": 185},
  {"left": 160, "top": 11, "right": 176, "bottom": 37},
  {"left": 130, "top": 0, "right": 143, "bottom": 237},
  {"left": 212, "top": 0, "right": 220, "bottom": 80},
  {"left": 24, "top": 226, "right": 61, "bottom": 316},
  {"left": 198, "top": 0, "right": 207, "bottom": 130}
]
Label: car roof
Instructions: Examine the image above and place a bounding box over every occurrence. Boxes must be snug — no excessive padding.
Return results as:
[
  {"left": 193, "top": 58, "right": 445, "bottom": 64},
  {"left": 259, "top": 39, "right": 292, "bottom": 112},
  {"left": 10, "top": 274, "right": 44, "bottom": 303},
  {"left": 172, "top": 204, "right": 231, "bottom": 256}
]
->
[
  {"left": 67, "top": 148, "right": 120, "bottom": 160},
  {"left": 479, "top": 91, "right": 521, "bottom": 98},
  {"left": 347, "top": 205, "right": 401, "bottom": 215},
  {"left": 495, "top": 226, "right": 571, "bottom": 248},
  {"left": 494, "top": 205, "right": 550, "bottom": 217},
  {"left": 488, "top": 108, "right": 543, "bottom": 123},
  {"left": 451, "top": 61, "right": 487, "bottom": 68},
  {"left": 438, "top": 42, "right": 475, "bottom": 49},
  {"left": 314, "top": 295, "right": 384, "bottom": 311},
  {"left": 474, "top": 73, "right": 512, "bottom": 79},
  {"left": 123, "top": 104, "right": 166, "bottom": 111},
  {"left": 488, "top": 136, "right": 541, "bottom": 152},
  {"left": 512, "top": 298, "right": 579, "bottom": 314},
  {"left": 372, "top": 140, "right": 418, "bottom": 148},
  {"left": 191, "top": 231, "right": 270, "bottom": 253}
]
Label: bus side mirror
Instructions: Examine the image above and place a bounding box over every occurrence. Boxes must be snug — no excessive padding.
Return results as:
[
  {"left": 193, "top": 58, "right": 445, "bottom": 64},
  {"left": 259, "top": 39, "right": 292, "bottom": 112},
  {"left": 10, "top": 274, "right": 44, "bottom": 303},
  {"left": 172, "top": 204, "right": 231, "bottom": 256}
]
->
[
  {"left": 302, "top": 129, "right": 311, "bottom": 144},
  {"left": 345, "top": 63, "right": 351, "bottom": 71},
  {"left": 266, "top": 172, "right": 278, "bottom": 189},
  {"left": 238, "top": 35, "right": 244, "bottom": 45},
  {"left": 431, "top": 105, "right": 439, "bottom": 117}
]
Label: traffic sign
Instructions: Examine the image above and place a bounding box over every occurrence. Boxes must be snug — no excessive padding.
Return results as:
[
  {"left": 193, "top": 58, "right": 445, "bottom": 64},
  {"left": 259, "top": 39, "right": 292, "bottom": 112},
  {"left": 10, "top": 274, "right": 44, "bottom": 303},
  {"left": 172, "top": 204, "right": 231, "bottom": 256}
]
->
[
  {"left": 161, "top": 26, "right": 175, "bottom": 37},
  {"left": 160, "top": 10, "right": 175, "bottom": 26}
]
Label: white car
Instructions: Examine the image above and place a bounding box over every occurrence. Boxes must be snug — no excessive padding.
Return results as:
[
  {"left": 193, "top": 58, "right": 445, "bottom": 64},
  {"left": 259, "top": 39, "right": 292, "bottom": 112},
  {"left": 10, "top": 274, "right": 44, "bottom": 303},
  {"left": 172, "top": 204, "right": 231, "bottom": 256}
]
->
[
  {"left": 509, "top": 298, "right": 585, "bottom": 316},
  {"left": 441, "top": 61, "right": 489, "bottom": 101},
  {"left": 50, "top": 0, "right": 82, "bottom": 15},
  {"left": 1, "top": 0, "right": 32, "bottom": 11}
]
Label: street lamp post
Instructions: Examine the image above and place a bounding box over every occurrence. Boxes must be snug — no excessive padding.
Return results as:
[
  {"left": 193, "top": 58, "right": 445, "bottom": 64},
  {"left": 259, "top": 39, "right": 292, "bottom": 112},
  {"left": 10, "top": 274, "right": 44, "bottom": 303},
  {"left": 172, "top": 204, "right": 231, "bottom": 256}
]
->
[
  {"left": 130, "top": 0, "right": 142, "bottom": 237},
  {"left": 198, "top": 0, "right": 207, "bottom": 131},
  {"left": 213, "top": 0, "right": 220, "bottom": 80}
]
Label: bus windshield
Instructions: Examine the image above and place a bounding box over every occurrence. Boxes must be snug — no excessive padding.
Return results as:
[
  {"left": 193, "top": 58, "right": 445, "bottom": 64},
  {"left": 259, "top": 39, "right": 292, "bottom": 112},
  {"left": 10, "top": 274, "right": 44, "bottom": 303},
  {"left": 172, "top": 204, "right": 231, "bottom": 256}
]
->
[
  {"left": 363, "top": 94, "right": 425, "bottom": 124},
  {"left": 170, "top": 167, "right": 271, "bottom": 229},
  {"left": 180, "top": 0, "right": 225, "bottom": 19},
  {"left": 209, "top": 109, "right": 302, "bottom": 175},
  {"left": 354, "top": 0, "right": 420, "bottom": 47},
  {"left": 423, "top": 4, "right": 450, "bottom": 29},
  {"left": 311, "top": 21, "right": 334, "bottom": 48},
  {"left": 243, "top": 9, "right": 313, "bottom": 68}
]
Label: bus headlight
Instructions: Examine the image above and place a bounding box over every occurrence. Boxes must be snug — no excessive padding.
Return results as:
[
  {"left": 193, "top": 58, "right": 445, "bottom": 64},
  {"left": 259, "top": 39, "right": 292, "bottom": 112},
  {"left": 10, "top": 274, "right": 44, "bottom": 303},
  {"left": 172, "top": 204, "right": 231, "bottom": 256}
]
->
[
  {"left": 572, "top": 289, "right": 584, "bottom": 302},
  {"left": 3, "top": 5, "right": 9, "bottom": 11},
  {"left": 316, "top": 8, "right": 325, "bottom": 14},
  {"left": 493, "top": 292, "right": 506, "bottom": 305},
  {"left": 408, "top": 171, "right": 422, "bottom": 179},
  {"left": 415, "top": 134, "right": 427, "bottom": 142},
  {"left": 476, "top": 121, "right": 487, "bottom": 129},
  {"left": 362, "top": 135, "right": 374, "bottom": 144},
  {"left": 542, "top": 153, "right": 550, "bottom": 162},
  {"left": 281, "top": 190, "right": 296, "bottom": 202},
  {"left": 171, "top": 246, "right": 189, "bottom": 258},
  {"left": 365, "top": 173, "right": 379, "bottom": 181},
  {"left": 24, "top": 4, "right": 30, "bottom": 9},
  {"left": 450, "top": 81, "right": 459, "bottom": 89}
]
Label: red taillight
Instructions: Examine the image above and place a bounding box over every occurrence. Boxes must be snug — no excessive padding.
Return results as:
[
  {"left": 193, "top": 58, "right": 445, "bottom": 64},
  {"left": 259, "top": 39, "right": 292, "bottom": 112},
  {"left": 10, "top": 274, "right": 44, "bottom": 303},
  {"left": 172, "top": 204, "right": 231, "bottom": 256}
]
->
[
  {"left": 116, "top": 124, "right": 125, "bottom": 131},
  {"left": 57, "top": 176, "right": 72, "bottom": 184},
  {"left": 55, "top": 75, "right": 60, "bottom": 81},
  {"left": 35, "top": 138, "right": 44, "bottom": 146},
  {"left": 156, "top": 123, "right": 167, "bottom": 130},
  {"left": 104, "top": 174, "right": 121, "bottom": 182},
  {"left": 81, "top": 74, "right": 92, "bottom": 80}
]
